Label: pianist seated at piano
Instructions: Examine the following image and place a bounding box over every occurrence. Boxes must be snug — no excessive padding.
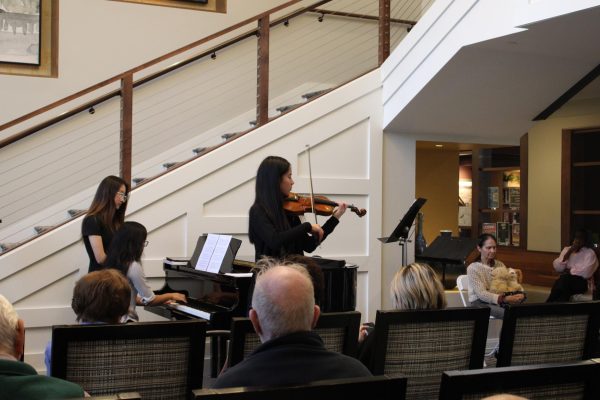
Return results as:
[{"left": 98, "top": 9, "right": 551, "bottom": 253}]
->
[
  {"left": 248, "top": 156, "right": 347, "bottom": 260},
  {"left": 104, "top": 221, "right": 186, "bottom": 322},
  {"left": 213, "top": 263, "right": 371, "bottom": 388}
]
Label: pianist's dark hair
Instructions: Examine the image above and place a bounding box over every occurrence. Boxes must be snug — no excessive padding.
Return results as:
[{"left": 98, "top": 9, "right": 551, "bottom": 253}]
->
[
  {"left": 249, "top": 156, "right": 291, "bottom": 243},
  {"left": 87, "top": 175, "right": 129, "bottom": 234},
  {"left": 104, "top": 221, "right": 147, "bottom": 275}
]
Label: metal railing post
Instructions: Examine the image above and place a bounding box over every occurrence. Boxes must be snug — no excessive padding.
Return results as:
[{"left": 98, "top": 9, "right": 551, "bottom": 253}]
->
[
  {"left": 120, "top": 73, "right": 133, "bottom": 186},
  {"left": 256, "top": 15, "right": 270, "bottom": 126},
  {"left": 378, "top": 0, "right": 391, "bottom": 65}
]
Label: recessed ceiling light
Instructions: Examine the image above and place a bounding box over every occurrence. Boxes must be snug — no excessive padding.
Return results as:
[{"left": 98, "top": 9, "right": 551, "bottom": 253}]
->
[{"left": 435, "top": 144, "right": 443, "bottom": 148}]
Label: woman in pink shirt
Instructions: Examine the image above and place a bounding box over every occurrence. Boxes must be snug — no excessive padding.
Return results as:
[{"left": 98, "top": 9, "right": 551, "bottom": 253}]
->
[{"left": 546, "top": 229, "right": 599, "bottom": 302}]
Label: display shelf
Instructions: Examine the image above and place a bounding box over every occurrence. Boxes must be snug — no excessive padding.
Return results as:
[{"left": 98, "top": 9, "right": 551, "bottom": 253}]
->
[
  {"left": 480, "top": 166, "right": 520, "bottom": 172},
  {"left": 562, "top": 128, "right": 600, "bottom": 247},
  {"left": 472, "top": 144, "right": 526, "bottom": 248}
]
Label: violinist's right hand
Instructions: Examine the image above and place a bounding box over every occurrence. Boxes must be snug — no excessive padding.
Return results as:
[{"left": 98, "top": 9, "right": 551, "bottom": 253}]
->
[{"left": 311, "top": 224, "right": 324, "bottom": 242}]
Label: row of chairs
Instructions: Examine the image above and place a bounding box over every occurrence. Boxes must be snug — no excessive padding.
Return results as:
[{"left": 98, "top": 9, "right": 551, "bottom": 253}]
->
[
  {"left": 50, "top": 302, "right": 600, "bottom": 399},
  {"left": 81, "top": 359, "right": 600, "bottom": 400},
  {"left": 195, "top": 359, "right": 600, "bottom": 400}
]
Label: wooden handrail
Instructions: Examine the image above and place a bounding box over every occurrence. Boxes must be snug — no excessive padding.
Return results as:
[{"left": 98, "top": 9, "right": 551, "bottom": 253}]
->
[
  {"left": 0, "top": 0, "right": 333, "bottom": 150},
  {"left": 313, "top": 8, "right": 416, "bottom": 26}
]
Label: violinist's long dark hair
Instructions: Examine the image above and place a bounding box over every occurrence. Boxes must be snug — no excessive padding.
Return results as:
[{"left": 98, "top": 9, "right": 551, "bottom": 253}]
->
[
  {"left": 104, "top": 221, "right": 147, "bottom": 275},
  {"left": 249, "top": 156, "right": 291, "bottom": 243}
]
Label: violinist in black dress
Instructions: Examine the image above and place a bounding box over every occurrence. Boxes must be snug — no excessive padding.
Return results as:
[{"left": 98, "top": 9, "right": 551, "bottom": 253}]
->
[{"left": 248, "top": 156, "right": 347, "bottom": 261}]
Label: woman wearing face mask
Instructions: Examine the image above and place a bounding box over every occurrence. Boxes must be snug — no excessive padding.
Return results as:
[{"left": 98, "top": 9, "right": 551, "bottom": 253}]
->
[
  {"left": 82, "top": 176, "right": 129, "bottom": 272},
  {"left": 467, "top": 234, "right": 525, "bottom": 318},
  {"left": 546, "top": 229, "right": 598, "bottom": 302}
]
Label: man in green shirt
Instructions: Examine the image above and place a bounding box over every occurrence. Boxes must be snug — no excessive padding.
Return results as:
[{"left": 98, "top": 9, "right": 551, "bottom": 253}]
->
[{"left": 0, "top": 294, "right": 84, "bottom": 400}]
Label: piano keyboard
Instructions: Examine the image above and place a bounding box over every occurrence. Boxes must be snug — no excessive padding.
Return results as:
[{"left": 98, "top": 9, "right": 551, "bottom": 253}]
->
[{"left": 168, "top": 303, "right": 211, "bottom": 321}]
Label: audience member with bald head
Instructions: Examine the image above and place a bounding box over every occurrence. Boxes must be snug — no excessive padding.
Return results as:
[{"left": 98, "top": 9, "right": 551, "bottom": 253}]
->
[
  {"left": 250, "top": 264, "right": 319, "bottom": 342},
  {"left": 214, "top": 263, "right": 371, "bottom": 388},
  {"left": 0, "top": 295, "right": 84, "bottom": 399}
]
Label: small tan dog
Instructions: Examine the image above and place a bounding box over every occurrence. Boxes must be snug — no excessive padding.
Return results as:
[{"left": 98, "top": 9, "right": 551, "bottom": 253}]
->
[{"left": 490, "top": 266, "right": 524, "bottom": 294}]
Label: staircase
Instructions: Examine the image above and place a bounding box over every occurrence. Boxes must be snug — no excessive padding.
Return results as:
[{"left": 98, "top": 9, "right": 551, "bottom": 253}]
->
[{"left": 0, "top": 0, "right": 429, "bottom": 254}]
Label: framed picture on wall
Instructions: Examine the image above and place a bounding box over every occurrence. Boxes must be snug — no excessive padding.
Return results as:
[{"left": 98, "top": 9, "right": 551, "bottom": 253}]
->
[
  {"left": 111, "top": 0, "right": 226, "bottom": 13},
  {"left": 0, "top": 0, "right": 58, "bottom": 77},
  {"left": 0, "top": 0, "right": 41, "bottom": 65}
]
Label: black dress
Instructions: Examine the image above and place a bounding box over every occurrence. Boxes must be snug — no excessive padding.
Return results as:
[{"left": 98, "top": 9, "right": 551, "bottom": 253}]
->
[
  {"left": 249, "top": 204, "right": 339, "bottom": 261},
  {"left": 82, "top": 215, "right": 113, "bottom": 272}
]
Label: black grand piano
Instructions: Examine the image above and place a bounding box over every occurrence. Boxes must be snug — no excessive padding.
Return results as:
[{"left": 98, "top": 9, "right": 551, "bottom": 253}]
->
[
  {"left": 145, "top": 255, "right": 358, "bottom": 376},
  {"left": 146, "top": 257, "right": 358, "bottom": 329}
]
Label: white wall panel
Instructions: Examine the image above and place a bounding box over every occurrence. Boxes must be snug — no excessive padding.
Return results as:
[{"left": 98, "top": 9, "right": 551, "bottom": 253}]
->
[{"left": 1, "top": 70, "right": 384, "bottom": 371}]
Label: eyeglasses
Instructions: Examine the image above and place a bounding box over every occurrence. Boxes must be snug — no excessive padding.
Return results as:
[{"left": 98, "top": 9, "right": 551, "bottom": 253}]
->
[
  {"left": 144, "top": 240, "right": 149, "bottom": 247},
  {"left": 116, "top": 191, "right": 128, "bottom": 201}
]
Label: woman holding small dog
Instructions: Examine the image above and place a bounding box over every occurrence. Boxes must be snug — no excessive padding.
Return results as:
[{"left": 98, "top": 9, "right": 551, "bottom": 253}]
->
[{"left": 467, "top": 234, "right": 525, "bottom": 318}]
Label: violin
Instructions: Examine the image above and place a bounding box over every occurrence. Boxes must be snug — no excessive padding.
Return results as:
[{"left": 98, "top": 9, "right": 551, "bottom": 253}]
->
[{"left": 284, "top": 193, "right": 367, "bottom": 218}]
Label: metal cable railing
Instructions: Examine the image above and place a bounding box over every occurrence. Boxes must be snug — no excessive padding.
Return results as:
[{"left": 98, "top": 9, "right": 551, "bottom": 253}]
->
[{"left": 0, "top": 0, "right": 434, "bottom": 253}]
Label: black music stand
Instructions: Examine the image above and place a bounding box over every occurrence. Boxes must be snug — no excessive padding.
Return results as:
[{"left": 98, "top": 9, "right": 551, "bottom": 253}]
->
[
  {"left": 379, "top": 198, "right": 427, "bottom": 267},
  {"left": 417, "top": 235, "right": 477, "bottom": 288}
]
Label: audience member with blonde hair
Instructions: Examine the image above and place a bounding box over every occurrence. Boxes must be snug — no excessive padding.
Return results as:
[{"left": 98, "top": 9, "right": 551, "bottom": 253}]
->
[
  {"left": 390, "top": 262, "right": 447, "bottom": 310},
  {"left": 358, "top": 263, "right": 446, "bottom": 366},
  {"left": 0, "top": 294, "right": 84, "bottom": 399},
  {"left": 44, "top": 269, "right": 132, "bottom": 376}
]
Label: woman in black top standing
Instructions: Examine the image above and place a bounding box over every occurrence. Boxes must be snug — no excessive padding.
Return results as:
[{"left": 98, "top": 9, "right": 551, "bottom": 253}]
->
[
  {"left": 82, "top": 175, "right": 129, "bottom": 272},
  {"left": 248, "top": 156, "right": 346, "bottom": 261}
]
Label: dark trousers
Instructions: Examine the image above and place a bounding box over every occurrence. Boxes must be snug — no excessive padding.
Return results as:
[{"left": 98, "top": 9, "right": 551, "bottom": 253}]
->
[{"left": 546, "top": 273, "right": 588, "bottom": 302}]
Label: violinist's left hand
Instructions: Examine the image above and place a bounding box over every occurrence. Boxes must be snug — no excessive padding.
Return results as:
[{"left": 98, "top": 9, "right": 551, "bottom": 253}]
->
[{"left": 333, "top": 202, "right": 347, "bottom": 219}]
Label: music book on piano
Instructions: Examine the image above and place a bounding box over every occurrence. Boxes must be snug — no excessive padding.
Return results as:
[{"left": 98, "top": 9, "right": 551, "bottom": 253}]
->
[
  {"left": 189, "top": 234, "right": 242, "bottom": 274},
  {"left": 165, "top": 257, "right": 189, "bottom": 265}
]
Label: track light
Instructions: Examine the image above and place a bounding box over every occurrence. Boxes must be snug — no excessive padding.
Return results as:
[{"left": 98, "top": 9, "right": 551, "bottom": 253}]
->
[
  {"left": 284, "top": 20, "right": 289, "bottom": 27},
  {"left": 88, "top": 106, "right": 95, "bottom": 115},
  {"left": 211, "top": 52, "right": 216, "bottom": 60},
  {"left": 318, "top": 13, "right": 324, "bottom": 22}
]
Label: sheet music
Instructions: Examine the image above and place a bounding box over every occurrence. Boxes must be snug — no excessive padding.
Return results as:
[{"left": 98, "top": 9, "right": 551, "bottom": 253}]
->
[
  {"left": 207, "top": 234, "right": 232, "bottom": 273},
  {"left": 195, "top": 234, "right": 219, "bottom": 271},
  {"left": 194, "top": 233, "right": 233, "bottom": 273}
]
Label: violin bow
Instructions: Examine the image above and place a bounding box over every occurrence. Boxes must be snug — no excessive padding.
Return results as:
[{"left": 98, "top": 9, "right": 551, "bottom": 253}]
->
[{"left": 306, "top": 144, "right": 318, "bottom": 225}]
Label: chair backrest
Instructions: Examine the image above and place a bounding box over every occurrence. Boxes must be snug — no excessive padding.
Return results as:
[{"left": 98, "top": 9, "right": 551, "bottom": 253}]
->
[
  {"left": 193, "top": 375, "right": 407, "bottom": 400},
  {"left": 497, "top": 301, "right": 600, "bottom": 367},
  {"left": 228, "top": 311, "right": 361, "bottom": 367},
  {"left": 456, "top": 275, "right": 469, "bottom": 307},
  {"left": 439, "top": 359, "right": 600, "bottom": 400},
  {"left": 51, "top": 320, "right": 207, "bottom": 400},
  {"left": 371, "top": 307, "right": 490, "bottom": 399}
]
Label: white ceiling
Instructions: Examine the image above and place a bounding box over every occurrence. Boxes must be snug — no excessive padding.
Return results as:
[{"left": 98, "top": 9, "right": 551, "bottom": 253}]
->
[{"left": 385, "top": 5, "right": 600, "bottom": 144}]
